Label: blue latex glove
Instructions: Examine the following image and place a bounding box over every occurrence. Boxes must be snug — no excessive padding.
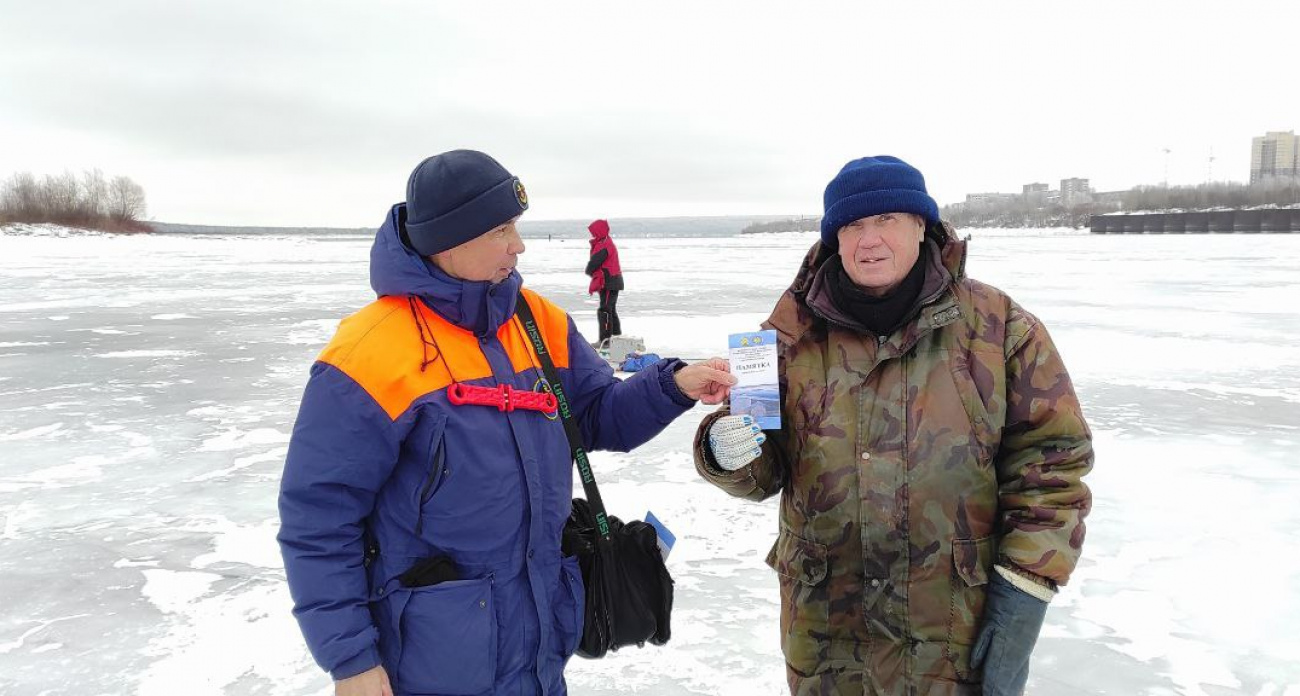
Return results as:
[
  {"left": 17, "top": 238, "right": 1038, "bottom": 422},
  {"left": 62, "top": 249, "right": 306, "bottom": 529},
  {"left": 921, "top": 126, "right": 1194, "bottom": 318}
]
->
[{"left": 971, "top": 569, "right": 1048, "bottom": 696}]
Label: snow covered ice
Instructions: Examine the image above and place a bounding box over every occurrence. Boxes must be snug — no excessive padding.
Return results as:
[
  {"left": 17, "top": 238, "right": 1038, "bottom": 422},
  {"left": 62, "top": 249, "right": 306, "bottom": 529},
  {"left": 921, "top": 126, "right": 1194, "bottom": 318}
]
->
[{"left": 2, "top": 225, "right": 1299, "bottom": 695}]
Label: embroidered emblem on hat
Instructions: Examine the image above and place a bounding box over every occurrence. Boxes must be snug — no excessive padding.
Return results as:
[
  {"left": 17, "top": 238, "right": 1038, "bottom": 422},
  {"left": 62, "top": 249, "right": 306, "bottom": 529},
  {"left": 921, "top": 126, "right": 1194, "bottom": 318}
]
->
[{"left": 515, "top": 180, "right": 529, "bottom": 209}]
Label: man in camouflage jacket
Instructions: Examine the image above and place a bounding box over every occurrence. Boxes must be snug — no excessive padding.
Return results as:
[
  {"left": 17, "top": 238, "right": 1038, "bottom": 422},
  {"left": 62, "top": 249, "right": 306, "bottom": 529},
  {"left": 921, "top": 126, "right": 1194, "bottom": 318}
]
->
[{"left": 694, "top": 156, "right": 1093, "bottom": 695}]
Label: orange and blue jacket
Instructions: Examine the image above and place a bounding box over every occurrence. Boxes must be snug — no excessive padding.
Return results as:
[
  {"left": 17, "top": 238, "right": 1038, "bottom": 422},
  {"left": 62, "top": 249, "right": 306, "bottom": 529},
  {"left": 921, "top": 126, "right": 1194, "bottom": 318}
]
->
[{"left": 277, "top": 204, "right": 693, "bottom": 695}]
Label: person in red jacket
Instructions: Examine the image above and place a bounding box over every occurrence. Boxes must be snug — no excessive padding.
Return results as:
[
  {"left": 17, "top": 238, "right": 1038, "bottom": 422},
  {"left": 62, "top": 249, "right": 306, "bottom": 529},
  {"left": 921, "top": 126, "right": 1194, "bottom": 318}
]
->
[{"left": 584, "top": 219, "right": 624, "bottom": 345}]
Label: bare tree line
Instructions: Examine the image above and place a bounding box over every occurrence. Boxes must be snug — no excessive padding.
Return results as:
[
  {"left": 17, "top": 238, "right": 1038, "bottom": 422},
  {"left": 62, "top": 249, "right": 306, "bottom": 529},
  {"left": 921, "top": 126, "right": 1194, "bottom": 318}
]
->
[
  {"left": 740, "top": 217, "right": 821, "bottom": 234},
  {"left": 1121, "top": 179, "right": 1300, "bottom": 211},
  {"left": 941, "top": 200, "right": 1100, "bottom": 230},
  {"left": 0, "top": 169, "right": 150, "bottom": 232},
  {"left": 944, "top": 179, "right": 1300, "bottom": 229}
]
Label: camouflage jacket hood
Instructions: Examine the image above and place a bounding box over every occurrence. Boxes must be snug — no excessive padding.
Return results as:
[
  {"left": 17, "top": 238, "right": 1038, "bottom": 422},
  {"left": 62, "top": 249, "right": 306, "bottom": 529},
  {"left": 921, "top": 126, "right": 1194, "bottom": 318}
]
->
[{"left": 694, "top": 222, "right": 1093, "bottom": 695}]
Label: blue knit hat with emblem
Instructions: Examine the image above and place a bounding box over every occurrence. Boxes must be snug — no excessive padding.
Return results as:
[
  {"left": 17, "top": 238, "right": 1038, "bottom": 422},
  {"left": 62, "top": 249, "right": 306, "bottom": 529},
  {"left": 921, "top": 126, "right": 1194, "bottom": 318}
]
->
[
  {"left": 404, "top": 149, "right": 529, "bottom": 256},
  {"left": 820, "top": 155, "right": 939, "bottom": 249}
]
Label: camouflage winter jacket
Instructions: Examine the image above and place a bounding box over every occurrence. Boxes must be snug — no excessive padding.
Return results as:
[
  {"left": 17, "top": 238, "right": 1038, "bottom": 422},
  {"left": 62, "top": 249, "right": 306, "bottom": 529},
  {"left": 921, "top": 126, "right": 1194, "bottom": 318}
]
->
[{"left": 693, "top": 226, "right": 1093, "bottom": 695}]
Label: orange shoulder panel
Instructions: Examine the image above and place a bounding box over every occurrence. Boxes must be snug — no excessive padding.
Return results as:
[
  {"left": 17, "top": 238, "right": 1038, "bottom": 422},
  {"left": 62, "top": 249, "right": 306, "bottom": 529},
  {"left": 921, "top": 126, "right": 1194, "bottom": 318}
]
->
[
  {"left": 316, "top": 292, "right": 572, "bottom": 420},
  {"left": 317, "top": 296, "right": 494, "bottom": 420},
  {"left": 505, "top": 289, "right": 572, "bottom": 371}
]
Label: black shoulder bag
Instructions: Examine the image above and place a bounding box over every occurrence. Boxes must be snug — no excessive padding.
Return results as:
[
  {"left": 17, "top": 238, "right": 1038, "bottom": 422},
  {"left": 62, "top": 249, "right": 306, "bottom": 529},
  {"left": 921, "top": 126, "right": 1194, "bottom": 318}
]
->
[{"left": 515, "top": 293, "right": 673, "bottom": 659}]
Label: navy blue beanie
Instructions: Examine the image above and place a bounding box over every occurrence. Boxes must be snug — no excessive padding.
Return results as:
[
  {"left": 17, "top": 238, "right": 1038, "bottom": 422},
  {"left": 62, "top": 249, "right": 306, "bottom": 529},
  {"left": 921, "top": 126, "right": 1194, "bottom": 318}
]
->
[
  {"left": 820, "top": 155, "right": 939, "bottom": 249},
  {"left": 404, "top": 150, "right": 529, "bottom": 256}
]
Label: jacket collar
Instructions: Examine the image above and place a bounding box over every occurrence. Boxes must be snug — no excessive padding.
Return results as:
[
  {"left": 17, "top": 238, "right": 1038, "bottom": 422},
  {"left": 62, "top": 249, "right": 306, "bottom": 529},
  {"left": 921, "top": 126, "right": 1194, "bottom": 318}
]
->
[
  {"left": 370, "top": 203, "right": 521, "bottom": 337},
  {"left": 765, "top": 221, "right": 967, "bottom": 346}
]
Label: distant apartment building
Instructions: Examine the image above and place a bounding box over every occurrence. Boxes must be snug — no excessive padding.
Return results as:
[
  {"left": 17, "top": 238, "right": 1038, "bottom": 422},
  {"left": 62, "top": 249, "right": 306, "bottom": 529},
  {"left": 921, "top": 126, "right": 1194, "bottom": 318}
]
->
[
  {"left": 1022, "top": 182, "right": 1050, "bottom": 204},
  {"left": 1251, "top": 131, "right": 1300, "bottom": 183},
  {"left": 1060, "top": 178, "right": 1092, "bottom": 206},
  {"left": 966, "top": 192, "right": 1018, "bottom": 205}
]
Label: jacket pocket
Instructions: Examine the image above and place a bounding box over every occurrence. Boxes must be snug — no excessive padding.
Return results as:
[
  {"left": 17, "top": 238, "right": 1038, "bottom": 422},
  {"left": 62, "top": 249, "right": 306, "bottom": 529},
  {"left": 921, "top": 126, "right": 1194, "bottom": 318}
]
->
[
  {"left": 948, "top": 362, "right": 999, "bottom": 464},
  {"left": 394, "top": 575, "right": 497, "bottom": 695},
  {"left": 766, "top": 528, "right": 832, "bottom": 677},
  {"left": 948, "top": 536, "right": 992, "bottom": 680},
  {"left": 414, "top": 413, "right": 449, "bottom": 538},
  {"left": 766, "top": 528, "right": 828, "bottom": 586},
  {"left": 552, "top": 556, "right": 585, "bottom": 659}
]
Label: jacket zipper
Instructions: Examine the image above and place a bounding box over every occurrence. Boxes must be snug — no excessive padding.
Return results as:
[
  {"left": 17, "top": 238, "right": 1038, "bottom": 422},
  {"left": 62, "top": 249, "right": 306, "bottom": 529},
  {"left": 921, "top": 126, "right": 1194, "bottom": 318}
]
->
[{"left": 415, "top": 438, "right": 447, "bottom": 537}]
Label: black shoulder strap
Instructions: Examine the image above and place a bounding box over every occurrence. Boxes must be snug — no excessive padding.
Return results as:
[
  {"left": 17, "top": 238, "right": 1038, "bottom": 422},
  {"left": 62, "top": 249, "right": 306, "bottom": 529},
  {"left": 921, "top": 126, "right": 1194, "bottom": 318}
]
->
[{"left": 515, "top": 291, "right": 613, "bottom": 543}]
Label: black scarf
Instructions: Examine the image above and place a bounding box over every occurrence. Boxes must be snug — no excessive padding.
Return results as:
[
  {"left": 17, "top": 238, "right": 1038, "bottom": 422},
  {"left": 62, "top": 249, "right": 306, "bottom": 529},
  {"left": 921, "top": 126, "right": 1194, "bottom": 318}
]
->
[{"left": 826, "top": 243, "right": 928, "bottom": 337}]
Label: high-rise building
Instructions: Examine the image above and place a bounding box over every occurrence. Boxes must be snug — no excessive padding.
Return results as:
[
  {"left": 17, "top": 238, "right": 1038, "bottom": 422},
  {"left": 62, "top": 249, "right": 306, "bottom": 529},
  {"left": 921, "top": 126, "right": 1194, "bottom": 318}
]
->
[
  {"left": 1251, "top": 131, "right": 1300, "bottom": 183},
  {"left": 1022, "top": 182, "right": 1050, "bottom": 206},
  {"left": 1060, "top": 178, "right": 1091, "bottom": 206}
]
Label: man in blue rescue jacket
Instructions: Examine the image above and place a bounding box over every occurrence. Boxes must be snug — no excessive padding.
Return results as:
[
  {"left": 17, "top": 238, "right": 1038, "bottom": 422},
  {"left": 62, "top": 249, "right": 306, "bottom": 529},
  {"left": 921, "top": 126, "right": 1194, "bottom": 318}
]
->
[{"left": 278, "top": 150, "right": 734, "bottom": 696}]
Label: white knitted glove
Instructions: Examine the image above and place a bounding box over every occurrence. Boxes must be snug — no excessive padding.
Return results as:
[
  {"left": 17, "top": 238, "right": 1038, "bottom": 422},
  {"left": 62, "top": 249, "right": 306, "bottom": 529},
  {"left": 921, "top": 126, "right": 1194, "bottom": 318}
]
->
[{"left": 707, "top": 414, "right": 767, "bottom": 471}]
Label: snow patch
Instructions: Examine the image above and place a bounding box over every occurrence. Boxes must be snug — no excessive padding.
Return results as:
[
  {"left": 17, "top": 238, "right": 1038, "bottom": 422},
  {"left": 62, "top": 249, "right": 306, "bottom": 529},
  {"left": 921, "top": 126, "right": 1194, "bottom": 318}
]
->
[
  {"left": 95, "top": 350, "right": 200, "bottom": 359},
  {"left": 0, "top": 422, "right": 65, "bottom": 441},
  {"left": 198, "top": 428, "right": 289, "bottom": 452}
]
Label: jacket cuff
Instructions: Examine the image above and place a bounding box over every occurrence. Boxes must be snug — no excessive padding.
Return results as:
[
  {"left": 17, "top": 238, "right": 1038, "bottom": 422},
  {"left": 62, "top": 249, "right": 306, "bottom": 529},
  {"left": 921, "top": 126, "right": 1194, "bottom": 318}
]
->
[
  {"left": 697, "top": 419, "right": 730, "bottom": 474},
  {"left": 994, "top": 565, "right": 1057, "bottom": 603},
  {"left": 657, "top": 358, "right": 696, "bottom": 408},
  {"left": 330, "top": 645, "right": 381, "bottom": 681}
]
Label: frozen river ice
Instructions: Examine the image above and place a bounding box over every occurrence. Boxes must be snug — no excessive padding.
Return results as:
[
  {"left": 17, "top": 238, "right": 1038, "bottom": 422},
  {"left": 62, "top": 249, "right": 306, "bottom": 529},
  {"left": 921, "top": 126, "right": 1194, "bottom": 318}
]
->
[{"left": 2, "top": 226, "right": 1298, "bottom": 695}]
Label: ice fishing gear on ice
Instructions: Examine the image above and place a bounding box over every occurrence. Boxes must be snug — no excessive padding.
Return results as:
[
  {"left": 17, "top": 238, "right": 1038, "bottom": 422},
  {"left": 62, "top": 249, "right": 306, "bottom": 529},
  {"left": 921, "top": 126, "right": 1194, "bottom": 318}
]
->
[{"left": 617, "top": 352, "right": 661, "bottom": 373}]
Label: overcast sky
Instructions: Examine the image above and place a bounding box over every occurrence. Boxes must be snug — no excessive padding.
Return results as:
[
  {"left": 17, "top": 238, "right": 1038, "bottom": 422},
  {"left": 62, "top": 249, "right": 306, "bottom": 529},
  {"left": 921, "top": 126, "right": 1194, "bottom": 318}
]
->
[{"left": 2, "top": 1, "right": 1297, "bottom": 227}]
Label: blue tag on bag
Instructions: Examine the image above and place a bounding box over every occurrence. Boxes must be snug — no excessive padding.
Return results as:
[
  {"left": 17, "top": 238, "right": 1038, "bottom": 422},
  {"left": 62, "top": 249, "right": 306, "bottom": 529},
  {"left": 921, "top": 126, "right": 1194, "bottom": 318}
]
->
[{"left": 644, "top": 510, "right": 675, "bottom": 560}]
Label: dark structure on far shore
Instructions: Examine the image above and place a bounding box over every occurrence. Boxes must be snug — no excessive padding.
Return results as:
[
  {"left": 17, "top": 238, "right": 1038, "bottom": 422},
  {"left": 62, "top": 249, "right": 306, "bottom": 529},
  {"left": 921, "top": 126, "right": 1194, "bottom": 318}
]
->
[{"left": 1091, "top": 209, "right": 1300, "bottom": 234}]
